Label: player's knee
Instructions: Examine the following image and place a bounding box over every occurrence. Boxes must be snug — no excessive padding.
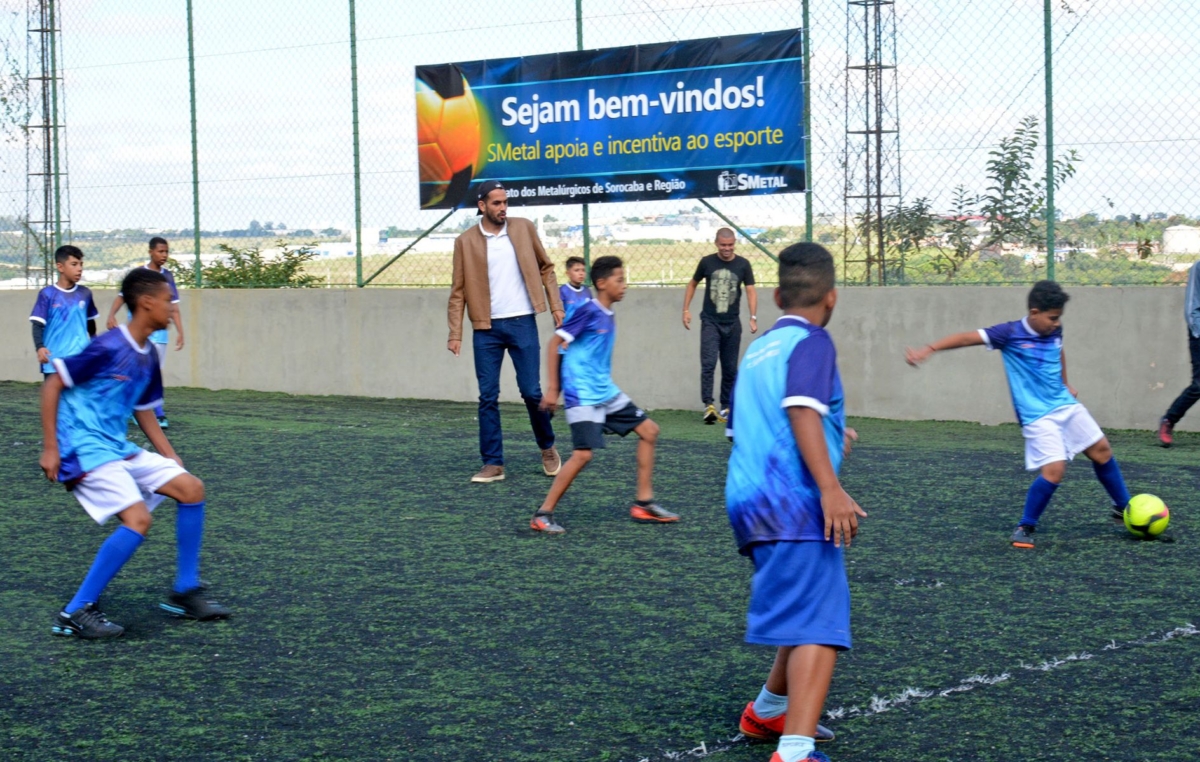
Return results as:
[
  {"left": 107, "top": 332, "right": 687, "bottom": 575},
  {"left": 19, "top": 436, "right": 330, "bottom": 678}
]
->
[
  {"left": 1089, "top": 438, "right": 1113, "bottom": 462},
  {"left": 122, "top": 508, "right": 152, "bottom": 534},
  {"left": 1041, "top": 462, "right": 1066, "bottom": 483},
  {"left": 571, "top": 448, "right": 594, "bottom": 465},
  {"left": 639, "top": 420, "right": 660, "bottom": 442},
  {"left": 179, "top": 474, "right": 205, "bottom": 503}
]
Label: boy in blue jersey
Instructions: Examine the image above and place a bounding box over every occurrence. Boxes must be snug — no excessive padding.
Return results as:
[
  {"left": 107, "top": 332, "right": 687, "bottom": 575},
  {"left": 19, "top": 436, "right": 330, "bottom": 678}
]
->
[
  {"left": 727, "top": 243, "right": 861, "bottom": 762},
  {"left": 532, "top": 255, "right": 679, "bottom": 534},
  {"left": 30, "top": 245, "right": 99, "bottom": 378},
  {"left": 559, "top": 256, "right": 591, "bottom": 322},
  {"left": 105, "top": 237, "right": 185, "bottom": 428},
  {"left": 40, "top": 268, "right": 230, "bottom": 639},
  {"left": 906, "top": 280, "right": 1133, "bottom": 548}
]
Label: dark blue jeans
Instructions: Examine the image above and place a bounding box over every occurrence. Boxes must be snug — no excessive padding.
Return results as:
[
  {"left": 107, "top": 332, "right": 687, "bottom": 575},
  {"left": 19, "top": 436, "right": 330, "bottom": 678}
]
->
[{"left": 473, "top": 314, "right": 555, "bottom": 465}]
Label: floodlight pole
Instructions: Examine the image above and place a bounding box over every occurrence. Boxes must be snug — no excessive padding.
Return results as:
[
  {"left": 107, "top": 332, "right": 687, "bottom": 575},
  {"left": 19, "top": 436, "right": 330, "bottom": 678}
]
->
[
  {"left": 349, "top": 0, "right": 364, "bottom": 287},
  {"left": 48, "top": 0, "right": 61, "bottom": 249},
  {"left": 1043, "top": 0, "right": 1056, "bottom": 280},
  {"left": 576, "top": 0, "right": 590, "bottom": 281},
  {"left": 186, "top": 0, "right": 202, "bottom": 286}
]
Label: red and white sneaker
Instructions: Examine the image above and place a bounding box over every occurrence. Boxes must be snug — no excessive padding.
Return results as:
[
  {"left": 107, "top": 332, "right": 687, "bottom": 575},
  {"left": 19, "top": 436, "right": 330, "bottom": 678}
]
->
[
  {"left": 1158, "top": 417, "right": 1174, "bottom": 447},
  {"left": 739, "top": 702, "right": 835, "bottom": 743},
  {"left": 768, "top": 751, "right": 831, "bottom": 762}
]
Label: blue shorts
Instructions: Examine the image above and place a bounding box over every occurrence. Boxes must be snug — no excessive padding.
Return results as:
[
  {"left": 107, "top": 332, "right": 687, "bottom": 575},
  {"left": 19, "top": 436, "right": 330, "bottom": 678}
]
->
[{"left": 746, "top": 540, "right": 852, "bottom": 649}]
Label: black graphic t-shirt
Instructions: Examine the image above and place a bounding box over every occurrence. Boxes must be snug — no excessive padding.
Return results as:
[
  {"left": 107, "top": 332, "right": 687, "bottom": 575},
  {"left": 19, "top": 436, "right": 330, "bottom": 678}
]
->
[{"left": 693, "top": 253, "right": 755, "bottom": 324}]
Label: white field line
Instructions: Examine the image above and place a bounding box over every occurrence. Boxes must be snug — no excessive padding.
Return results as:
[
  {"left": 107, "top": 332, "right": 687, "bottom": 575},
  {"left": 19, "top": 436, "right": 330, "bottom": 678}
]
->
[{"left": 624, "top": 624, "right": 1199, "bottom": 762}]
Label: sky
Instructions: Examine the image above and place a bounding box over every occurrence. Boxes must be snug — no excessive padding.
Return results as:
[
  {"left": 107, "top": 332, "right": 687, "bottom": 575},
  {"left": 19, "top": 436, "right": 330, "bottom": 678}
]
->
[{"left": 0, "top": 0, "right": 1196, "bottom": 234}]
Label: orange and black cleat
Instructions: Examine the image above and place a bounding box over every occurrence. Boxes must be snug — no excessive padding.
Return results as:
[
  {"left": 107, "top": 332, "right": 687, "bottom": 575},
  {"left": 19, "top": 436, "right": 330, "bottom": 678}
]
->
[
  {"left": 1010, "top": 525, "right": 1036, "bottom": 549},
  {"left": 530, "top": 511, "right": 565, "bottom": 534},
  {"left": 739, "top": 702, "right": 836, "bottom": 743},
  {"left": 630, "top": 502, "right": 679, "bottom": 523}
]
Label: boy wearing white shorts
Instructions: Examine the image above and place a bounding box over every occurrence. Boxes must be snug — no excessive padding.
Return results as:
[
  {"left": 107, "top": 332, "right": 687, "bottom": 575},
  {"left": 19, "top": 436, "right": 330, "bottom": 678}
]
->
[
  {"left": 905, "top": 280, "right": 1133, "bottom": 549},
  {"left": 40, "top": 267, "right": 229, "bottom": 639}
]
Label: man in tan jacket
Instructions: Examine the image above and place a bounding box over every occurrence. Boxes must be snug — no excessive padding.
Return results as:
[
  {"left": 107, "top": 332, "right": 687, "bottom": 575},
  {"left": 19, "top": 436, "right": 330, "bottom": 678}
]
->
[{"left": 448, "top": 180, "right": 564, "bottom": 483}]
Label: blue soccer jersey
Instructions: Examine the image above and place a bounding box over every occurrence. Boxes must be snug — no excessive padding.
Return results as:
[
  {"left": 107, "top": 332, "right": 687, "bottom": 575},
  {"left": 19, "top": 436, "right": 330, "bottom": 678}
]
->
[
  {"left": 30, "top": 284, "right": 99, "bottom": 374},
  {"left": 122, "top": 265, "right": 179, "bottom": 345},
  {"left": 726, "top": 315, "right": 845, "bottom": 553},
  {"left": 556, "top": 299, "right": 621, "bottom": 407},
  {"left": 51, "top": 325, "right": 164, "bottom": 482},
  {"left": 559, "top": 282, "right": 592, "bottom": 322},
  {"left": 980, "top": 318, "right": 1076, "bottom": 426}
]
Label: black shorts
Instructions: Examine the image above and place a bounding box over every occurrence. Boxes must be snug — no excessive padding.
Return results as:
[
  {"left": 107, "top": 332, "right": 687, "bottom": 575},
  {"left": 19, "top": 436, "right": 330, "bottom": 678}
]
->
[{"left": 566, "top": 395, "right": 647, "bottom": 450}]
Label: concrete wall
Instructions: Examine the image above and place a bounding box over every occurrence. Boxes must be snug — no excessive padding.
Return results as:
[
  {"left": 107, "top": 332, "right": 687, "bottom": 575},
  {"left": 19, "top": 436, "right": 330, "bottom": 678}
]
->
[{"left": 2, "top": 286, "right": 1193, "bottom": 431}]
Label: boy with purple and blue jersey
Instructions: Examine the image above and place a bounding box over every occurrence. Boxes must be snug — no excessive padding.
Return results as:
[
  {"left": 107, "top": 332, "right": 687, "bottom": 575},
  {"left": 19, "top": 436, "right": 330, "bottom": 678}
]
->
[
  {"left": 30, "top": 245, "right": 98, "bottom": 377},
  {"left": 559, "top": 256, "right": 592, "bottom": 323},
  {"left": 532, "top": 255, "right": 679, "bottom": 534},
  {"left": 906, "top": 280, "right": 1133, "bottom": 549},
  {"left": 727, "top": 243, "right": 860, "bottom": 762},
  {"left": 105, "top": 237, "right": 185, "bottom": 428},
  {"left": 40, "top": 267, "right": 230, "bottom": 639}
]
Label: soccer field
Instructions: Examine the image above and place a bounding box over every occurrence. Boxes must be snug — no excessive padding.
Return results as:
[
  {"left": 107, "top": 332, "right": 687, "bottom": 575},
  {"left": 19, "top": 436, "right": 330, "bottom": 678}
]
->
[{"left": 1, "top": 381, "right": 1197, "bottom": 761}]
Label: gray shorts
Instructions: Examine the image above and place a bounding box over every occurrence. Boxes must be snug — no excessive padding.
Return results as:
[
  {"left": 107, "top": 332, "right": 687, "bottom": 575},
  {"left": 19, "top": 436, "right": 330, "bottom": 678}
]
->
[{"left": 566, "top": 394, "right": 647, "bottom": 450}]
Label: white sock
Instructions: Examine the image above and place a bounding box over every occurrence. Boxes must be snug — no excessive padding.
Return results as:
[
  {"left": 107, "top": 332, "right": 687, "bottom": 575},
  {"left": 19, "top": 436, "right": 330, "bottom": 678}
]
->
[
  {"left": 776, "top": 734, "right": 815, "bottom": 762},
  {"left": 753, "top": 684, "right": 789, "bottom": 718}
]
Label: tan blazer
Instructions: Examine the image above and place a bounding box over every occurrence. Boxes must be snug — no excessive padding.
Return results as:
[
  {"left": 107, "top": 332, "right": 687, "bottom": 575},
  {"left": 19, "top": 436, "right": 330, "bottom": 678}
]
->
[{"left": 447, "top": 217, "right": 564, "bottom": 342}]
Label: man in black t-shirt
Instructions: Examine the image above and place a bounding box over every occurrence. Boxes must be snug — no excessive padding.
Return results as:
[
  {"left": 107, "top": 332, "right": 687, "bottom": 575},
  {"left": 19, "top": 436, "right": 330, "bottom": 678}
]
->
[{"left": 682, "top": 228, "right": 758, "bottom": 424}]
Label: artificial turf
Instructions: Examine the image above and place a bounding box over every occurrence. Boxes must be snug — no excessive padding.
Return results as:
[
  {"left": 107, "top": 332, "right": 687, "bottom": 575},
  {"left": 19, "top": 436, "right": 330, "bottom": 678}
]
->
[{"left": 0, "top": 380, "right": 1197, "bottom": 761}]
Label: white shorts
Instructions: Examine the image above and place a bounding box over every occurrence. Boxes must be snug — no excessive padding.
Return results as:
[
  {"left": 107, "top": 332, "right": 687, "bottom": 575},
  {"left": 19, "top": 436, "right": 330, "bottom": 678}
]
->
[
  {"left": 71, "top": 450, "right": 187, "bottom": 524},
  {"left": 1021, "top": 403, "right": 1105, "bottom": 471},
  {"left": 153, "top": 341, "right": 167, "bottom": 367}
]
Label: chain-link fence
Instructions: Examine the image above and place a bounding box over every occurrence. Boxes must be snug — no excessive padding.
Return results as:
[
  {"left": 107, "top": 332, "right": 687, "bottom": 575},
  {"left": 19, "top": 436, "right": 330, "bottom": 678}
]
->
[{"left": 0, "top": 0, "right": 1197, "bottom": 290}]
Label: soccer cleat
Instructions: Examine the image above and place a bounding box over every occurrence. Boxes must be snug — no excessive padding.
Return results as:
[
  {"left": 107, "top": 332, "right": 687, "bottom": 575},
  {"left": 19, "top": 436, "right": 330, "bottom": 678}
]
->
[
  {"left": 703, "top": 404, "right": 719, "bottom": 425},
  {"left": 157, "top": 416, "right": 169, "bottom": 429},
  {"left": 768, "top": 752, "right": 831, "bottom": 762},
  {"left": 630, "top": 502, "right": 680, "bottom": 523},
  {"left": 718, "top": 408, "right": 729, "bottom": 424},
  {"left": 1010, "top": 525, "right": 1036, "bottom": 548},
  {"left": 470, "top": 465, "right": 505, "bottom": 483},
  {"left": 1110, "top": 503, "right": 1127, "bottom": 523},
  {"left": 739, "top": 702, "right": 836, "bottom": 743},
  {"left": 530, "top": 511, "right": 565, "bottom": 534},
  {"left": 1158, "top": 417, "right": 1174, "bottom": 447},
  {"left": 160, "top": 587, "right": 232, "bottom": 620},
  {"left": 541, "top": 448, "right": 562, "bottom": 477},
  {"left": 52, "top": 603, "right": 124, "bottom": 639}
]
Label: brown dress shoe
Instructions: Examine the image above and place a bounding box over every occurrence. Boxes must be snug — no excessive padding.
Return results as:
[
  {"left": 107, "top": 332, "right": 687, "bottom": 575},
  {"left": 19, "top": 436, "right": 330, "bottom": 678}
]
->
[
  {"left": 541, "top": 448, "right": 562, "bottom": 476},
  {"left": 471, "top": 464, "right": 505, "bottom": 483}
]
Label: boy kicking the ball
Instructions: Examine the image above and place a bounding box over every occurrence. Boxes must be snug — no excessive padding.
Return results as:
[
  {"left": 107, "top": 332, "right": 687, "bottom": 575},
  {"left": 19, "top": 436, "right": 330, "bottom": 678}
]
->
[
  {"left": 532, "top": 255, "right": 678, "bottom": 534},
  {"left": 905, "top": 280, "right": 1132, "bottom": 548},
  {"left": 40, "top": 267, "right": 230, "bottom": 639},
  {"left": 727, "top": 243, "right": 860, "bottom": 762}
]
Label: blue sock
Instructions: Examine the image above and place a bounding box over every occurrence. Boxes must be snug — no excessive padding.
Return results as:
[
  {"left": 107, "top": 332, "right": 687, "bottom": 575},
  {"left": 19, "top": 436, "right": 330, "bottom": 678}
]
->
[
  {"left": 753, "top": 684, "right": 789, "bottom": 718},
  {"left": 174, "top": 501, "right": 205, "bottom": 594},
  {"left": 154, "top": 402, "right": 164, "bottom": 418},
  {"left": 776, "top": 734, "right": 816, "bottom": 762},
  {"left": 1093, "top": 458, "right": 1131, "bottom": 508},
  {"left": 1019, "top": 476, "right": 1060, "bottom": 527},
  {"left": 66, "top": 526, "right": 145, "bottom": 612}
]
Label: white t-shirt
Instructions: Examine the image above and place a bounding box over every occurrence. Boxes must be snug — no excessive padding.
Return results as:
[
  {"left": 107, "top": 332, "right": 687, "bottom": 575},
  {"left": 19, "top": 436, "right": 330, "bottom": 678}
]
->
[{"left": 482, "top": 220, "right": 534, "bottom": 319}]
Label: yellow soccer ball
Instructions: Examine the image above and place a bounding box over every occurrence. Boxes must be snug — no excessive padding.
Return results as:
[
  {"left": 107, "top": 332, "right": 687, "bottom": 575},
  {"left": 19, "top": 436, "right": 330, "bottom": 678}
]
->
[
  {"left": 1123, "top": 494, "right": 1170, "bottom": 538},
  {"left": 416, "top": 67, "right": 482, "bottom": 208}
]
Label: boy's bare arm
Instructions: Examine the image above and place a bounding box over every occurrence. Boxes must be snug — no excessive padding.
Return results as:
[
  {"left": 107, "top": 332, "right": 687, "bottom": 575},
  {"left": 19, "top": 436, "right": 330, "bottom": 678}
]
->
[
  {"left": 788, "top": 407, "right": 866, "bottom": 548},
  {"left": 539, "top": 335, "right": 566, "bottom": 412},
  {"left": 39, "top": 375, "right": 64, "bottom": 480},
  {"left": 134, "top": 409, "right": 182, "bottom": 466},
  {"left": 171, "top": 304, "right": 185, "bottom": 349},
  {"left": 682, "top": 279, "right": 699, "bottom": 329},
  {"left": 105, "top": 295, "right": 125, "bottom": 330},
  {"left": 905, "top": 330, "right": 985, "bottom": 366}
]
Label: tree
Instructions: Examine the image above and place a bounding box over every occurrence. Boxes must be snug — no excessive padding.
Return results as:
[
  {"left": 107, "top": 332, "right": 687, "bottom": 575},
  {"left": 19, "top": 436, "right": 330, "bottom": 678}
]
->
[
  {"left": 980, "top": 115, "right": 1078, "bottom": 249},
  {"left": 170, "top": 240, "right": 322, "bottom": 288},
  {"left": 248, "top": 220, "right": 264, "bottom": 235}
]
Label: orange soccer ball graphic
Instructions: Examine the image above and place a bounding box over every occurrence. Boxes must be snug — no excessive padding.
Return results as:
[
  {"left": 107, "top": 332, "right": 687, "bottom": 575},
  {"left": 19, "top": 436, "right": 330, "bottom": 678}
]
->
[{"left": 416, "top": 66, "right": 482, "bottom": 208}]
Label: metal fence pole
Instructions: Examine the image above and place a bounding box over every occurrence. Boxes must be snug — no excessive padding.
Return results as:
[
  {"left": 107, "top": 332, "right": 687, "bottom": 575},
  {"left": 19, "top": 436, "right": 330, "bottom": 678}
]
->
[
  {"left": 1043, "top": 0, "right": 1056, "bottom": 281},
  {"left": 349, "top": 0, "right": 364, "bottom": 288},
  {"left": 186, "top": 0, "right": 202, "bottom": 286},
  {"left": 48, "top": 0, "right": 61, "bottom": 249},
  {"left": 576, "top": 0, "right": 590, "bottom": 280},
  {"left": 803, "top": 0, "right": 813, "bottom": 243}
]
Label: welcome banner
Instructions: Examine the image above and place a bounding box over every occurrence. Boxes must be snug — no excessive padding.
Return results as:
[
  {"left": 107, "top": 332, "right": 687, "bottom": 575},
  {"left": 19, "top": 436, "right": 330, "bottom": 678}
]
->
[{"left": 415, "top": 29, "right": 805, "bottom": 209}]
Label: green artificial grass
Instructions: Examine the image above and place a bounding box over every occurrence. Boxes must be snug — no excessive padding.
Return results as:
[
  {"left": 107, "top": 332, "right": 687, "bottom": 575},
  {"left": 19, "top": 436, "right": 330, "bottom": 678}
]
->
[{"left": 1, "top": 381, "right": 1196, "bottom": 761}]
